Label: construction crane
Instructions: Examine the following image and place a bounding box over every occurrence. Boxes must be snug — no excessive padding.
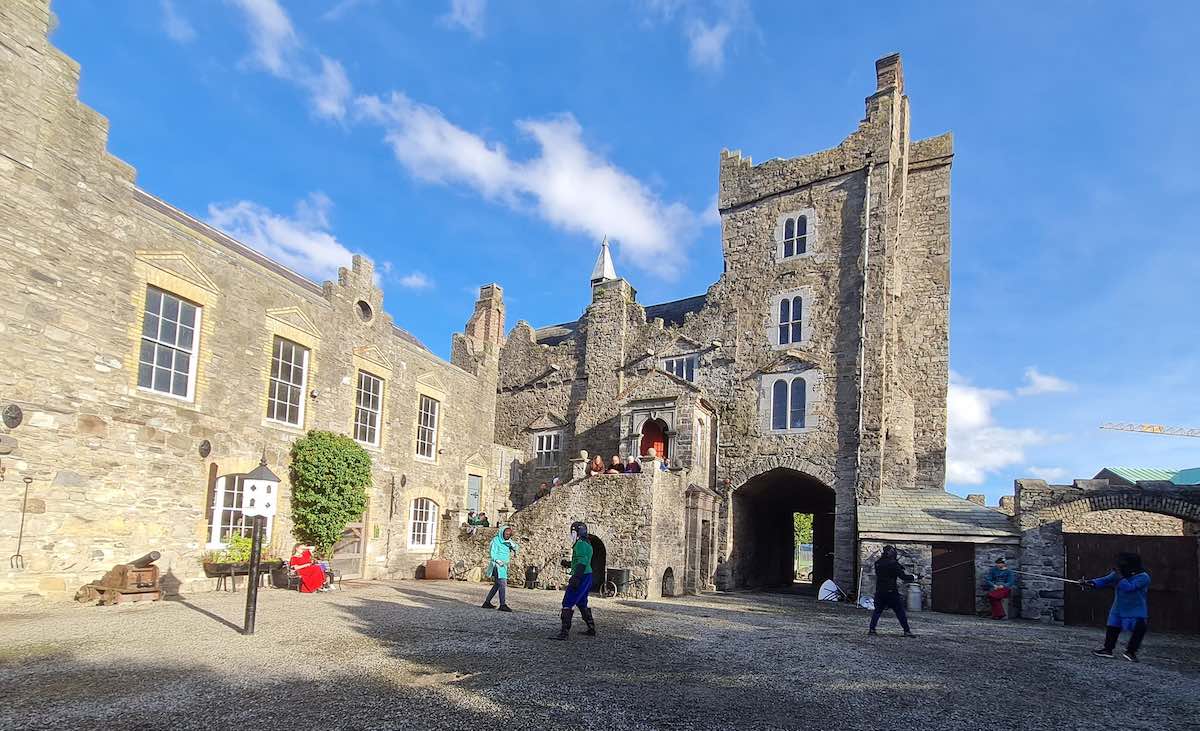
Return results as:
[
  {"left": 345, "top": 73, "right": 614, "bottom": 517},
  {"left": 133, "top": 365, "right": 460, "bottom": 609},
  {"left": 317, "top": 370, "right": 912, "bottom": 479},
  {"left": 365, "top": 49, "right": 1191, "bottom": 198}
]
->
[{"left": 1100, "top": 422, "right": 1200, "bottom": 439}]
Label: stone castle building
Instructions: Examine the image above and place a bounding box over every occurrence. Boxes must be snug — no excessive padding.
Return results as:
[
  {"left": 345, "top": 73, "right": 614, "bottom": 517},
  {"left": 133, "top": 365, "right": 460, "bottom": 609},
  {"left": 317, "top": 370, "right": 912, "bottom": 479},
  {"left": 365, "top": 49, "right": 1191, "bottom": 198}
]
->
[{"left": 0, "top": 0, "right": 1017, "bottom": 606}]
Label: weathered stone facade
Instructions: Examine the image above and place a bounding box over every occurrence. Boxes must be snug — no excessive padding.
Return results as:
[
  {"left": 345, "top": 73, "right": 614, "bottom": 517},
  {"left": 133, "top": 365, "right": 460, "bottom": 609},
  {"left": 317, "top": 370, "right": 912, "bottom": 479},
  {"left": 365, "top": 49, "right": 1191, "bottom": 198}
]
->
[
  {"left": 1, "top": 1, "right": 1004, "bottom": 606},
  {"left": 0, "top": 1, "right": 509, "bottom": 600},
  {"left": 494, "top": 54, "right": 965, "bottom": 593}
]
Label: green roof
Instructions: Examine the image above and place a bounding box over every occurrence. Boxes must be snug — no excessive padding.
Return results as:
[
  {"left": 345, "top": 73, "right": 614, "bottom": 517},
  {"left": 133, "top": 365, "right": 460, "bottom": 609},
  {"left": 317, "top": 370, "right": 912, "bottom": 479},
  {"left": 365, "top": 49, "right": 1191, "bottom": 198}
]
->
[
  {"left": 1096, "top": 467, "right": 1200, "bottom": 485},
  {"left": 1172, "top": 468, "right": 1200, "bottom": 486}
]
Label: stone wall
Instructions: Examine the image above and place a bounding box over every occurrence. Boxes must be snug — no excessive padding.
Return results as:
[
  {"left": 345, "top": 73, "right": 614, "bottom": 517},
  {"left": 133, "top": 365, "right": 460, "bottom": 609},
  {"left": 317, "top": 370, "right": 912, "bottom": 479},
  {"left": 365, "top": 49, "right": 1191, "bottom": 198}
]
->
[
  {"left": 438, "top": 467, "right": 690, "bottom": 599},
  {"left": 974, "top": 544, "right": 1018, "bottom": 617},
  {"left": 0, "top": 1, "right": 505, "bottom": 601},
  {"left": 1062, "top": 509, "right": 1184, "bottom": 536},
  {"left": 858, "top": 540, "right": 932, "bottom": 610}
]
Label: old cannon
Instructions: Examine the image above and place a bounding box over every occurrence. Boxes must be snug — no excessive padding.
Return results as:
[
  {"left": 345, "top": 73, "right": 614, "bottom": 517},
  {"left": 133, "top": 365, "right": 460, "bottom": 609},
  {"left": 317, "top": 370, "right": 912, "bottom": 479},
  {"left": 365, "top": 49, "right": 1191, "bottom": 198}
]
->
[{"left": 76, "top": 552, "right": 163, "bottom": 606}]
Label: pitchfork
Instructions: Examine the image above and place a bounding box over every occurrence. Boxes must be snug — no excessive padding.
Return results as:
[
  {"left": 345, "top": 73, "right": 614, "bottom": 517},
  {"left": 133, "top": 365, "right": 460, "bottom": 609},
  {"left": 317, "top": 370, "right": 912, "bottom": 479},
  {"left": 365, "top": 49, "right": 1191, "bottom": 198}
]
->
[{"left": 10, "top": 477, "right": 31, "bottom": 569}]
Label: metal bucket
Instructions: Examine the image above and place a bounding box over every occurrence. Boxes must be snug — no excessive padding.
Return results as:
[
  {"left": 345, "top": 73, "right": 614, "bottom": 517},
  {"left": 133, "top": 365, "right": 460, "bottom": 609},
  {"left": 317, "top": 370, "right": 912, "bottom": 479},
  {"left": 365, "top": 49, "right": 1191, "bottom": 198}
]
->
[
  {"left": 606, "top": 568, "right": 631, "bottom": 594},
  {"left": 907, "top": 582, "right": 923, "bottom": 612}
]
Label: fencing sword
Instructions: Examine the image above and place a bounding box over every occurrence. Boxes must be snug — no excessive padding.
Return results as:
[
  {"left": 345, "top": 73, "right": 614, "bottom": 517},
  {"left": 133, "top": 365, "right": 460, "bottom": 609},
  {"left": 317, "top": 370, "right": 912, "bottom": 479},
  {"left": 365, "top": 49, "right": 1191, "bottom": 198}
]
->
[{"left": 1009, "top": 569, "right": 1083, "bottom": 585}]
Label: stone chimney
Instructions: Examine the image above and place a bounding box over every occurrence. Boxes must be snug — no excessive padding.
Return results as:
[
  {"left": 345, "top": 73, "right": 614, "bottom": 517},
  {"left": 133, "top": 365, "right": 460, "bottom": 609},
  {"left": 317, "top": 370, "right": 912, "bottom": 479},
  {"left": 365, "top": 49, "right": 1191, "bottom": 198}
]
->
[
  {"left": 465, "top": 283, "right": 505, "bottom": 348},
  {"left": 966, "top": 494, "right": 986, "bottom": 506},
  {"left": 875, "top": 53, "right": 904, "bottom": 94}
]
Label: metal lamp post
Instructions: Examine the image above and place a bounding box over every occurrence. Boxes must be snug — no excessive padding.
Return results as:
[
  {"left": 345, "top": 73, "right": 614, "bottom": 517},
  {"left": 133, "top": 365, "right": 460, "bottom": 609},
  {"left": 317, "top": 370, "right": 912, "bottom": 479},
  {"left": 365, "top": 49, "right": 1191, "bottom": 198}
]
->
[{"left": 240, "top": 455, "right": 280, "bottom": 635}]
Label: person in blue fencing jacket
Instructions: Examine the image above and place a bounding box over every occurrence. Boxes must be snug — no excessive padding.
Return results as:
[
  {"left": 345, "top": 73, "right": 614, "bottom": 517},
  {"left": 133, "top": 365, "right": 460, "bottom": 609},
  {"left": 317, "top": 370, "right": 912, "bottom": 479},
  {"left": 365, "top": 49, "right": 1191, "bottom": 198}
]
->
[
  {"left": 551, "top": 520, "right": 595, "bottom": 640},
  {"left": 1083, "top": 552, "right": 1151, "bottom": 662},
  {"left": 481, "top": 525, "right": 518, "bottom": 612}
]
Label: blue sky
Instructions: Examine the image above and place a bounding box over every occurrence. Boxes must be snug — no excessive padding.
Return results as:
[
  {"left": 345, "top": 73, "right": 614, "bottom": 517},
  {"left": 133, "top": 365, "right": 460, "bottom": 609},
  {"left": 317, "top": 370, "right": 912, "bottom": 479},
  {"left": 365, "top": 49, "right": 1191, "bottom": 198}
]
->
[{"left": 50, "top": 1, "right": 1199, "bottom": 500}]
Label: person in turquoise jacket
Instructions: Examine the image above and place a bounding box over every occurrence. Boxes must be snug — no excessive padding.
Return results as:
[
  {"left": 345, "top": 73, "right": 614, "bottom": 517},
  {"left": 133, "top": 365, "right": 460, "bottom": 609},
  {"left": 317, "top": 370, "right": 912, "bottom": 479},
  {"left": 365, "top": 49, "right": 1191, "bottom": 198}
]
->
[
  {"left": 1083, "top": 552, "right": 1150, "bottom": 662},
  {"left": 552, "top": 520, "right": 596, "bottom": 640},
  {"left": 481, "top": 525, "right": 517, "bottom": 612}
]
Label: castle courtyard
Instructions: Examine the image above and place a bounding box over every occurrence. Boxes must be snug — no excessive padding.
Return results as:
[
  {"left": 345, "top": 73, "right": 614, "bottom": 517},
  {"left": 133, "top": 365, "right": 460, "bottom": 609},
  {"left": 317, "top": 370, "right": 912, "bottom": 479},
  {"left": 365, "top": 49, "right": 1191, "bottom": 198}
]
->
[{"left": 1, "top": 582, "right": 1197, "bottom": 730}]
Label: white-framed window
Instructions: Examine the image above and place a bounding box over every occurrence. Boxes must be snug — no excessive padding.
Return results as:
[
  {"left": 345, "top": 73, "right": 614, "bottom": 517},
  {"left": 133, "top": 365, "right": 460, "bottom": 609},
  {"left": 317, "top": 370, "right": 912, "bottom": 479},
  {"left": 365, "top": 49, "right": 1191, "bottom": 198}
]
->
[
  {"left": 205, "top": 475, "right": 273, "bottom": 549},
  {"left": 771, "top": 288, "right": 811, "bottom": 348},
  {"left": 138, "top": 286, "right": 201, "bottom": 400},
  {"left": 354, "top": 370, "right": 383, "bottom": 446},
  {"left": 775, "top": 209, "right": 816, "bottom": 261},
  {"left": 663, "top": 355, "right": 697, "bottom": 382},
  {"left": 409, "top": 497, "right": 439, "bottom": 550},
  {"left": 535, "top": 430, "right": 562, "bottom": 467},
  {"left": 266, "top": 337, "right": 309, "bottom": 426},
  {"left": 766, "top": 376, "right": 809, "bottom": 432},
  {"left": 778, "top": 296, "right": 803, "bottom": 345},
  {"left": 416, "top": 394, "right": 440, "bottom": 460},
  {"left": 466, "top": 474, "right": 482, "bottom": 512}
]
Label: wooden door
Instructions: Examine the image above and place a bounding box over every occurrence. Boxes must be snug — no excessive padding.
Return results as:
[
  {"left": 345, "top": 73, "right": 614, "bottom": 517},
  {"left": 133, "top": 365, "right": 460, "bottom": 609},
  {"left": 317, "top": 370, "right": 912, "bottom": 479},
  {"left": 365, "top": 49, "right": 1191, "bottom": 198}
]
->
[
  {"left": 932, "top": 543, "right": 976, "bottom": 614},
  {"left": 640, "top": 419, "right": 667, "bottom": 458},
  {"left": 331, "top": 522, "right": 365, "bottom": 579},
  {"left": 1065, "top": 533, "right": 1199, "bottom": 634}
]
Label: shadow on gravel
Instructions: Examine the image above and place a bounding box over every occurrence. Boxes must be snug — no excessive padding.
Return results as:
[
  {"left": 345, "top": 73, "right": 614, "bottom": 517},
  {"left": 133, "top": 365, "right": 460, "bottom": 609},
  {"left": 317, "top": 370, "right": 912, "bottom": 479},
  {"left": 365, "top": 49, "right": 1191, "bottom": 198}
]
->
[
  {"left": 0, "top": 649, "right": 499, "bottom": 731},
  {"left": 164, "top": 595, "right": 243, "bottom": 634}
]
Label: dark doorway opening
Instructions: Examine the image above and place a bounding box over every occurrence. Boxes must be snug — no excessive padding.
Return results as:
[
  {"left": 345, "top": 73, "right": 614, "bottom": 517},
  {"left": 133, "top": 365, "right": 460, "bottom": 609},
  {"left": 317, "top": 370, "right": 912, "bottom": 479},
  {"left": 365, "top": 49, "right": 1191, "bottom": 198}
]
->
[
  {"left": 661, "top": 567, "right": 676, "bottom": 597},
  {"left": 639, "top": 418, "right": 668, "bottom": 459},
  {"left": 931, "top": 543, "right": 976, "bottom": 614},
  {"left": 732, "top": 468, "right": 835, "bottom": 590},
  {"left": 587, "top": 534, "right": 607, "bottom": 594}
]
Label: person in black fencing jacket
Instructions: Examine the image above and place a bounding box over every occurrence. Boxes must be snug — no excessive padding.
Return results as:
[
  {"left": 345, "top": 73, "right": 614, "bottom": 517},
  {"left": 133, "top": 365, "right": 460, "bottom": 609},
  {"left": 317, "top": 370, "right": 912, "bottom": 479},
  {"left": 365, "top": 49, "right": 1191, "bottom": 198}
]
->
[{"left": 868, "top": 545, "right": 919, "bottom": 637}]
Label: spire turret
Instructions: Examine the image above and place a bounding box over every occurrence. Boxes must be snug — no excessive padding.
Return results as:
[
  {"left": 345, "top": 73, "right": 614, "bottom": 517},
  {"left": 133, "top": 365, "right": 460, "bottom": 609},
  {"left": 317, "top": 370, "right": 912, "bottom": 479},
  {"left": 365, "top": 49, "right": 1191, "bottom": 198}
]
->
[{"left": 590, "top": 237, "right": 617, "bottom": 285}]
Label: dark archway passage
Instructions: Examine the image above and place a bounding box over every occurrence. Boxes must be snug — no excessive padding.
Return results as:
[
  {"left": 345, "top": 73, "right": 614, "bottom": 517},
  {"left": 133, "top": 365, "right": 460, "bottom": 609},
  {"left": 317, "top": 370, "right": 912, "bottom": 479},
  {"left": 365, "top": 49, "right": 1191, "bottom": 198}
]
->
[
  {"left": 732, "top": 468, "right": 836, "bottom": 589},
  {"left": 586, "top": 534, "right": 607, "bottom": 594}
]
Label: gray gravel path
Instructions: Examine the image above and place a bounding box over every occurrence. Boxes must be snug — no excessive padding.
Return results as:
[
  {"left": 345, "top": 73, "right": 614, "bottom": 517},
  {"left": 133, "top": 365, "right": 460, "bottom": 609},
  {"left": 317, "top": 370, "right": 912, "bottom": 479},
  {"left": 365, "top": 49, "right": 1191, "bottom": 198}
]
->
[{"left": 1, "top": 580, "right": 1197, "bottom": 730}]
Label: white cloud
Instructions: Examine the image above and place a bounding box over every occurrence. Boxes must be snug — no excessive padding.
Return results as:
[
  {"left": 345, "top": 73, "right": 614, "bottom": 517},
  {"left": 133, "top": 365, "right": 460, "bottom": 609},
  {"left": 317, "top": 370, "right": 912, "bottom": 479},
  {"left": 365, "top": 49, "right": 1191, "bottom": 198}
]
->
[
  {"left": 685, "top": 19, "right": 732, "bottom": 71},
  {"left": 702, "top": 191, "right": 721, "bottom": 226},
  {"left": 1028, "top": 466, "right": 1070, "bottom": 482},
  {"left": 356, "top": 93, "right": 697, "bottom": 276},
  {"left": 161, "top": 0, "right": 196, "bottom": 43},
  {"left": 398, "top": 271, "right": 434, "bottom": 290},
  {"left": 229, "top": 0, "right": 351, "bottom": 120},
  {"left": 207, "top": 192, "right": 357, "bottom": 281},
  {"left": 323, "top": 0, "right": 371, "bottom": 21},
  {"left": 1016, "top": 366, "right": 1076, "bottom": 396},
  {"left": 441, "top": 0, "right": 487, "bottom": 37},
  {"left": 946, "top": 373, "right": 1048, "bottom": 486}
]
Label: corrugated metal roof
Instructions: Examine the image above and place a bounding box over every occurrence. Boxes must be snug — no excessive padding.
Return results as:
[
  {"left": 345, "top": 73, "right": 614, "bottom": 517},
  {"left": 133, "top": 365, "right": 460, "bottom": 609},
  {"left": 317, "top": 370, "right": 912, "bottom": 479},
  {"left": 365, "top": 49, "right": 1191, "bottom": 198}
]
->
[
  {"left": 1171, "top": 468, "right": 1200, "bottom": 486},
  {"left": 1100, "top": 467, "right": 1178, "bottom": 483},
  {"left": 858, "top": 489, "right": 1018, "bottom": 537}
]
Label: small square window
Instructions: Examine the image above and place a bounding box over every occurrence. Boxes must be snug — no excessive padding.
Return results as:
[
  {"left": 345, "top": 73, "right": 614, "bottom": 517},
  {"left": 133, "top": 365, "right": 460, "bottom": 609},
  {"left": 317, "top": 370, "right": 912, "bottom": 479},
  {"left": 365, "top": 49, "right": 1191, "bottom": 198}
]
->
[{"left": 663, "top": 355, "right": 697, "bottom": 382}]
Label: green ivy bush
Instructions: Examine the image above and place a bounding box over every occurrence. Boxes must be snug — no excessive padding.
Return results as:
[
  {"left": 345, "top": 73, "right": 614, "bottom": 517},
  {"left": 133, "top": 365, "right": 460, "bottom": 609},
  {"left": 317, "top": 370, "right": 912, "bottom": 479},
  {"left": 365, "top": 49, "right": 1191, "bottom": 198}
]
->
[{"left": 289, "top": 430, "right": 371, "bottom": 558}]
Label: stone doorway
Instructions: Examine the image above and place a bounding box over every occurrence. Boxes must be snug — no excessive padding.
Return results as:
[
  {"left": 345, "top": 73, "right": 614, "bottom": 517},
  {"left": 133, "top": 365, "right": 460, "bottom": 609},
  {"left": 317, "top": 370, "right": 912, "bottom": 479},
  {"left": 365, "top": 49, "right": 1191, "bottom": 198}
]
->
[
  {"left": 731, "top": 468, "right": 836, "bottom": 589},
  {"left": 639, "top": 418, "right": 668, "bottom": 458}
]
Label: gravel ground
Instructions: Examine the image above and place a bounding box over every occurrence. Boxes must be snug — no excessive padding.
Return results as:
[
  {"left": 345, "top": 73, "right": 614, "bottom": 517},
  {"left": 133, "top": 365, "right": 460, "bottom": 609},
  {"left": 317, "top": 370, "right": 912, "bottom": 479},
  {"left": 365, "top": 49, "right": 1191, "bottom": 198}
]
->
[{"left": 0, "top": 580, "right": 1197, "bottom": 730}]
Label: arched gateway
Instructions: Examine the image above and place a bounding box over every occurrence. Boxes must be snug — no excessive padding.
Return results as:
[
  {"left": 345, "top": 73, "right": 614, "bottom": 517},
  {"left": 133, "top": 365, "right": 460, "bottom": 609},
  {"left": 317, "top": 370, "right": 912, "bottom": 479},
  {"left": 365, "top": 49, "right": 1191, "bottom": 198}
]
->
[{"left": 730, "top": 467, "right": 838, "bottom": 590}]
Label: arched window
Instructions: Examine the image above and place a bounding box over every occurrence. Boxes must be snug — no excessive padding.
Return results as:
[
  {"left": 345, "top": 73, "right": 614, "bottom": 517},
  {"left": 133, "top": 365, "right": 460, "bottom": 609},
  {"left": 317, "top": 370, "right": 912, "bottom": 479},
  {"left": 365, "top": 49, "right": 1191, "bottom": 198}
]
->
[
  {"left": 778, "top": 296, "right": 802, "bottom": 345},
  {"left": 771, "top": 380, "right": 788, "bottom": 430},
  {"left": 790, "top": 377, "right": 807, "bottom": 428},
  {"left": 409, "top": 497, "right": 439, "bottom": 550},
  {"left": 782, "top": 215, "right": 808, "bottom": 258},
  {"left": 770, "top": 377, "right": 808, "bottom": 431}
]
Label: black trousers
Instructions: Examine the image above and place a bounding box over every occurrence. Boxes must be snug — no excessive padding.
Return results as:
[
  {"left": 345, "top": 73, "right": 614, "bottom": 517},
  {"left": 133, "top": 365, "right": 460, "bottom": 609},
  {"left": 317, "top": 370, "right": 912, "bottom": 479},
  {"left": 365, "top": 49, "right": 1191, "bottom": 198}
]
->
[
  {"left": 870, "top": 591, "right": 910, "bottom": 632},
  {"left": 1104, "top": 619, "right": 1147, "bottom": 653}
]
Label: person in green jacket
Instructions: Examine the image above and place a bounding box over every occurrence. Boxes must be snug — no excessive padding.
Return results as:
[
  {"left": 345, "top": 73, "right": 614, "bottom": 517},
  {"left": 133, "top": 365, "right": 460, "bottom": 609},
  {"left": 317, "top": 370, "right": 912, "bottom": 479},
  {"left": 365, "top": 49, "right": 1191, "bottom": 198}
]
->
[
  {"left": 552, "top": 520, "right": 596, "bottom": 640},
  {"left": 481, "top": 525, "right": 517, "bottom": 612}
]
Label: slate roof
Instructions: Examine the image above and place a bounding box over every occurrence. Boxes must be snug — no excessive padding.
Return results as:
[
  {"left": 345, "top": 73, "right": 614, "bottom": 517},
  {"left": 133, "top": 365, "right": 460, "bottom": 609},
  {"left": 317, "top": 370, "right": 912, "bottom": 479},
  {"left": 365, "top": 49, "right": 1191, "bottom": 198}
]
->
[
  {"left": 533, "top": 294, "right": 707, "bottom": 346},
  {"left": 857, "top": 489, "right": 1017, "bottom": 537}
]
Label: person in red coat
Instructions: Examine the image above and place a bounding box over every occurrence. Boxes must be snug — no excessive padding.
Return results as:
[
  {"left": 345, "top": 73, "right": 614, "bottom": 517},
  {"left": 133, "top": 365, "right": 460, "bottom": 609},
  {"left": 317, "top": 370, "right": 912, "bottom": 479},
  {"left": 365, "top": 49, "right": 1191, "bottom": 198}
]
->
[{"left": 289, "top": 543, "right": 327, "bottom": 593}]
